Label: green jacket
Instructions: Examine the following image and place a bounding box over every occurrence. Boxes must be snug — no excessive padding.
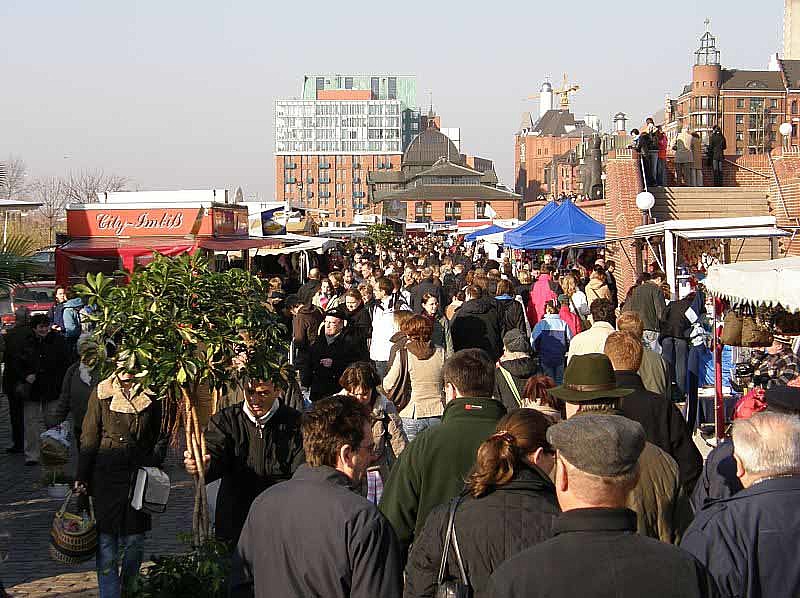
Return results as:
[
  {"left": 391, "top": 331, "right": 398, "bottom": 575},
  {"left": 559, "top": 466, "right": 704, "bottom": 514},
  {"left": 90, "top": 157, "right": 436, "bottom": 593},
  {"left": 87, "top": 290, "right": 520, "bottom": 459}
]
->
[{"left": 379, "top": 396, "right": 507, "bottom": 551}]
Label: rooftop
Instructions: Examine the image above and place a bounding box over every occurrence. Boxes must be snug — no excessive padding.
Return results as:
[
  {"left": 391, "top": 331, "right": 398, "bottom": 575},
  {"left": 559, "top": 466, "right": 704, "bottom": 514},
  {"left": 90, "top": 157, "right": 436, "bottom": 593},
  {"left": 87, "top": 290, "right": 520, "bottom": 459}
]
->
[{"left": 720, "top": 69, "right": 785, "bottom": 91}]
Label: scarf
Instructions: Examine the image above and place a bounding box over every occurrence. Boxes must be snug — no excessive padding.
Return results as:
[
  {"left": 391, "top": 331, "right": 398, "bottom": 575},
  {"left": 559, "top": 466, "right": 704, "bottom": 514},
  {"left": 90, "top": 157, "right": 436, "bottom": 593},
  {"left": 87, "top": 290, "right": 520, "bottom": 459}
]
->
[{"left": 406, "top": 338, "right": 435, "bottom": 360}]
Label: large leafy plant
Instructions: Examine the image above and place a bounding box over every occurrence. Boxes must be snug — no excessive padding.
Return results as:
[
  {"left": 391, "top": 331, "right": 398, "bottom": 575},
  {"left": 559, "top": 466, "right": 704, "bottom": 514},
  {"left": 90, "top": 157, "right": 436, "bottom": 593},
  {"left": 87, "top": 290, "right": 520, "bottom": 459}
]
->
[{"left": 75, "top": 252, "right": 290, "bottom": 544}]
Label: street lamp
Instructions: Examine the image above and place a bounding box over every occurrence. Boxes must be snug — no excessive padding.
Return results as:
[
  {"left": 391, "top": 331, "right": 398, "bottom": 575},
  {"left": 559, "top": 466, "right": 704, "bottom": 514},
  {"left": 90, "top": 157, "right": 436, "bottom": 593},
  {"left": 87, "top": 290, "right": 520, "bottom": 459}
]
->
[
  {"left": 636, "top": 191, "right": 655, "bottom": 226},
  {"left": 600, "top": 172, "right": 607, "bottom": 199}
]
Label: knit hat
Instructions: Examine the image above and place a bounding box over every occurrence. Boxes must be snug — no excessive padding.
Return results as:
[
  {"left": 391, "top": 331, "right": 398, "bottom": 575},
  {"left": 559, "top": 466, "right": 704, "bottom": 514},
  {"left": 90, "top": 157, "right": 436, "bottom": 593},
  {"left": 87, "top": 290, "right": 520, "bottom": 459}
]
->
[{"left": 503, "top": 329, "right": 531, "bottom": 354}]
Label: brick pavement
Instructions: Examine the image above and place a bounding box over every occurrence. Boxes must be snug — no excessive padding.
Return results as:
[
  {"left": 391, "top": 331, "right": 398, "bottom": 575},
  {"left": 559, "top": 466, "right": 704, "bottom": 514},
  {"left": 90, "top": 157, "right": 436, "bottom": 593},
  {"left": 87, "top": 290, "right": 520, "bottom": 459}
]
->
[{"left": 0, "top": 394, "right": 196, "bottom": 596}]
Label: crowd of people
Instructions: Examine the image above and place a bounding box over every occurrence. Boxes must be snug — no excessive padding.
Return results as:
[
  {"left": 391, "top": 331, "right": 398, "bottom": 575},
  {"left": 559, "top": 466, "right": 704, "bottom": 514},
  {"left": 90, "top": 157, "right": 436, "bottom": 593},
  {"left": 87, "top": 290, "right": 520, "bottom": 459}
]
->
[{"left": 3, "top": 234, "right": 800, "bottom": 598}]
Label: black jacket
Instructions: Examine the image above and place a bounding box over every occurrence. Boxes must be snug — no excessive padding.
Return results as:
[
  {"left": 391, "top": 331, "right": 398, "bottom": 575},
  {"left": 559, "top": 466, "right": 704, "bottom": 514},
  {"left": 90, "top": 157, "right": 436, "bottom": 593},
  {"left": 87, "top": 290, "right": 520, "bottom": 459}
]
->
[
  {"left": 19, "top": 330, "right": 69, "bottom": 403},
  {"left": 451, "top": 297, "right": 502, "bottom": 361},
  {"left": 347, "top": 304, "right": 373, "bottom": 351},
  {"left": 494, "top": 297, "right": 527, "bottom": 338},
  {"left": 660, "top": 297, "right": 692, "bottom": 340},
  {"left": 230, "top": 464, "right": 403, "bottom": 598},
  {"left": 304, "top": 330, "right": 367, "bottom": 400},
  {"left": 405, "top": 466, "right": 558, "bottom": 598},
  {"left": 204, "top": 401, "right": 305, "bottom": 544},
  {"left": 616, "top": 371, "right": 703, "bottom": 493},
  {"left": 690, "top": 440, "right": 741, "bottom": 513},
  {"left": 296, "top": 279, "right": 321, "bottom": 305},
  {"left": 489, "top": 508, "right": 717, "bottom": 598},
  {"left": 708, "top": 132, "right": 727, "bottom": 161},
  {"left": 493, "top": 357, "right": 537, "bottom": 412},
  {"left": 682, "top": 476, "right": 800, "bottom": 598}
]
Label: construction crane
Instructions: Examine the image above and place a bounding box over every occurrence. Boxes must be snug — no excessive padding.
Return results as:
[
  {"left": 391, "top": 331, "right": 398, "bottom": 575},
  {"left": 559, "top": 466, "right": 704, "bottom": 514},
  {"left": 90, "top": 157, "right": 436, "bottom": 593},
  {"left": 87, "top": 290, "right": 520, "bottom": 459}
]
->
[{"left": 554, "top": 73, "right": 580, "bottom": 109}]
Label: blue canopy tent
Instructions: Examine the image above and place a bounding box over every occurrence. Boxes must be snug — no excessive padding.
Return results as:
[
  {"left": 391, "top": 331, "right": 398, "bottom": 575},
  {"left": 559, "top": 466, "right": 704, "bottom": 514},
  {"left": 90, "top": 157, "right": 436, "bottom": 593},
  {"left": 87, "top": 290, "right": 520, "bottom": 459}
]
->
[
  {"left": 503, "top": 200, "right": 605, "bottom": 249},
  {"left": 465, "top": 224, "right": 507, "bottom": 241},
  {"left": 502, "top": 201, "right": 560, "bottom": 247}
]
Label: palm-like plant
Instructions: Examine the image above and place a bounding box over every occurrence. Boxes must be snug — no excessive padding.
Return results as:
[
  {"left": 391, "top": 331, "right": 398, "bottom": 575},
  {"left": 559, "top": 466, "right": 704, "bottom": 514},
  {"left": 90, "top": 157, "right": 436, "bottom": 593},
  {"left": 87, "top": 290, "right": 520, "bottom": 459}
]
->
[{"left": 0, "top": 234, "right": 45, "bottom": 293}]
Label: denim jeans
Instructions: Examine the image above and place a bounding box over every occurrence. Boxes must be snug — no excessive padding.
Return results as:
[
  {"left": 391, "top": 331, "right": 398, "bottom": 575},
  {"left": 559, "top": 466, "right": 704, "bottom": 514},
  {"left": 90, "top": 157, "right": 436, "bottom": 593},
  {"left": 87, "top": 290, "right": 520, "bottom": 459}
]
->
[
  {"left": 648, "top": 150, "right": 660, "bottom": 185},
  {"left": 401, "top": 416, "right": 441, "bottom": 443},
  {"left": 542, "top": 363, "right": 565, "bottom": 385},
  {"left": 97, "top": 532, "right": 145, "bottom": 598},
  {"left": 656, "top": 158, "right": 666, "bottom": 186},
  {"left": 662, "top": 337, "right": 689, "bottom": 400}
]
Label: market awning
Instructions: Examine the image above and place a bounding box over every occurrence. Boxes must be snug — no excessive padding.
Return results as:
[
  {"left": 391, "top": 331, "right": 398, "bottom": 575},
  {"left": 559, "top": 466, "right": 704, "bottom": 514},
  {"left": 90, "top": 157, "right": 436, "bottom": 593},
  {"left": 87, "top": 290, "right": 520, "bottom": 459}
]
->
[
  {"left": 254, "top": 236, "right": 341, "bottom": 256},
  {"left": 674, "top": 226, "right": 790, "bottom": 240},
  {"left": 704, "top": 257, "right": 800, "bottom": 312},
  {"left": 197, "top": 237, "right": 287, "bottom": 251}
]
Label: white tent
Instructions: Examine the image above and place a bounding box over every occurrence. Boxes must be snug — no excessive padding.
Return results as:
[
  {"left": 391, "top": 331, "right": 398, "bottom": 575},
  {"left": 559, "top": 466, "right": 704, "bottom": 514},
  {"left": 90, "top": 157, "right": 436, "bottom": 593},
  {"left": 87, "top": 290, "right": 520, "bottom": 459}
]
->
[{"left": 704, "top": 257, "right": 800, "bottom": 312}]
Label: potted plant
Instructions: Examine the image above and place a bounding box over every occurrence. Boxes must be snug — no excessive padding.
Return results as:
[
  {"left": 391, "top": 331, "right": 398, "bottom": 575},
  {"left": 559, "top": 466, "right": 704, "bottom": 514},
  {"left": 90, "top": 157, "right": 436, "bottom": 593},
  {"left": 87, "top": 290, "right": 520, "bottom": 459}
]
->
[{"left": 76, "top": 252, "right": 291, "bottom": 545}]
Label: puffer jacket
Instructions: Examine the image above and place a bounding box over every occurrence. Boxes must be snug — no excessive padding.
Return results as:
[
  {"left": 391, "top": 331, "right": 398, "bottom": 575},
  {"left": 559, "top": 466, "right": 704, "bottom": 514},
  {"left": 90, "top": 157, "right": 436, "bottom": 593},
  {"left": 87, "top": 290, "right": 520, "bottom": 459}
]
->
[
  {"left": 451, "top": 297, "right": 502, "bottom": 361},
  {"left": 404, "top": 465, "right": 558, "bottom": 598}
]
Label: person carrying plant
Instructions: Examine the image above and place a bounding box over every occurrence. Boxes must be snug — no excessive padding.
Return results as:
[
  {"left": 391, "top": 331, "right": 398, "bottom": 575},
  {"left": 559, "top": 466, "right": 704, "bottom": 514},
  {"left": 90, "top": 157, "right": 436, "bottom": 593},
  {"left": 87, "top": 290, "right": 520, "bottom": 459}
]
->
[{"left": 183, "top": 378, "right": 305, "bottom": 546}]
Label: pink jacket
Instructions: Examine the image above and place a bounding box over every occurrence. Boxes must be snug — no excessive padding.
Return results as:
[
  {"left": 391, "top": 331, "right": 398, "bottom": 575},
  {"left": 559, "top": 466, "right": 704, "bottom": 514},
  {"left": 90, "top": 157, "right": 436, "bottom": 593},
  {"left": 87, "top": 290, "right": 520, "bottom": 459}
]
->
[
  {"left": 559, "top": 305, "right": 582, "bottom": 337},
  {"left": 527, "top": 274, "right": 559, "bottom": 325}
]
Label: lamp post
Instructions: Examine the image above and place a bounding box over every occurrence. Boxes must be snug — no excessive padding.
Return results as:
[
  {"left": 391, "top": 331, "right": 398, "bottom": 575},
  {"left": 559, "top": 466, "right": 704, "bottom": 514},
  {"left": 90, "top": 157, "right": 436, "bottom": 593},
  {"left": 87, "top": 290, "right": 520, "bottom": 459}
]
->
[
  {"left": 636, "top": 191, "right": 655, "bottom": 226},
  {"left": 600, "top": 172, "right": 607, "bottom": 199}
]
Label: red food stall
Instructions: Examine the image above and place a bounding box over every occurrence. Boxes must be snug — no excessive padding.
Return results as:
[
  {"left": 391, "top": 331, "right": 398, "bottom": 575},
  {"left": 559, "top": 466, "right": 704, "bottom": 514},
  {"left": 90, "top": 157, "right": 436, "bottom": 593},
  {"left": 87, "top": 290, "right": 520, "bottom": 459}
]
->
[{"left": 56, "top": 198, "right": 282, "bottom": 287}]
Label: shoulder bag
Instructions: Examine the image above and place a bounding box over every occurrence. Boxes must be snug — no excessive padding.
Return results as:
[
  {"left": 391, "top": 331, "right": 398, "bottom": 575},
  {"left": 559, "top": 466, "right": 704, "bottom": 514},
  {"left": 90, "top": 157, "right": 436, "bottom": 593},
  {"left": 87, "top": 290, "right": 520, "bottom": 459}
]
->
[
  {"left": 497, "top": 365, "right": 523, "bottom": 408},
  {"left": 569, "top": 296, "right": 589, "bottom": 331},
  {"left": 386, "top": 348, "right": 412, "bottom": 412},
  {"left": 435, "top": 495, "right": 472, "bottom": 598}
]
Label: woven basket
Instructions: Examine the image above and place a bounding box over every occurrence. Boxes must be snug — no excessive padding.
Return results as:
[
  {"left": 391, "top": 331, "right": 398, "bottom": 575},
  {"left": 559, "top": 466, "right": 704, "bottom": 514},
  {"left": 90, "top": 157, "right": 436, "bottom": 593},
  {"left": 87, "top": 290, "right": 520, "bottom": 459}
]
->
[{"left": 50, "top": 490, "right": 97, "bottom": 564}]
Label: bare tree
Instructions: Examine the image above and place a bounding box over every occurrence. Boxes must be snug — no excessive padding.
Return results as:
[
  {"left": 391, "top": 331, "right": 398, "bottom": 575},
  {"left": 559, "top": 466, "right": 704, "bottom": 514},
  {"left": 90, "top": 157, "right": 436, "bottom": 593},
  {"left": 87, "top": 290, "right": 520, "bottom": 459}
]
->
[
  {"left": 0, "top": 156, "right": 30, "bottom": 202},
  {"left": 62, "top": 169, "right": 130, "bottom": 203},
  {"left": 31, "top": 177, "right": 69, "bottom": 244}
]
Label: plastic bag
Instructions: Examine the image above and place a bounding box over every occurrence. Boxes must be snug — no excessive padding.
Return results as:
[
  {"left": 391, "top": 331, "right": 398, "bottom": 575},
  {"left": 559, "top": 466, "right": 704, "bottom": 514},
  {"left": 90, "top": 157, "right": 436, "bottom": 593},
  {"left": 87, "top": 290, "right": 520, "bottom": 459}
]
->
[
  {"left": 40, "top": 421, "right": 71, "bottom": 466},
  {"left": 41, "top": 421, "right": 72, "bottom": 449}
]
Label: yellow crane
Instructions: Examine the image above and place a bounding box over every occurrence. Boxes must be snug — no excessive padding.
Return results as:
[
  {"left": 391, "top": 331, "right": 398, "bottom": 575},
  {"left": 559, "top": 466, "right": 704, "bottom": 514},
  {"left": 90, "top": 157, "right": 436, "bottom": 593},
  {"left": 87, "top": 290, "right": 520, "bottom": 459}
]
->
[{"left": 554, "top": 73, "right": 580, "bottom": 109}]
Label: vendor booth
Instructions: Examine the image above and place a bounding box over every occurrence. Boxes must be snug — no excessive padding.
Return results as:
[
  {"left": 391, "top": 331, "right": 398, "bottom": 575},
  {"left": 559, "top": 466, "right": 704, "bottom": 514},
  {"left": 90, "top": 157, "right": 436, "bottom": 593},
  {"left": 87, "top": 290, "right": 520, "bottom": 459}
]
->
[
  {"left": 56, "top": 190, "right": 313, "bottom": 287},
  {"left": 464, "top": 224, "right": 508, "bottom": 242},
  {"left": 504, "top": 200, "right": 604, "bottom": 249}
]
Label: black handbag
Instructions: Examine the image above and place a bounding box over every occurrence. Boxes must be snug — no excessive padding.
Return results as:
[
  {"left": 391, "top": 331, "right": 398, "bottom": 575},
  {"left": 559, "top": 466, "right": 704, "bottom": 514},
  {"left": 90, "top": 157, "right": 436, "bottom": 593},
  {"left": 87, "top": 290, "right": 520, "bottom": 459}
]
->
[{"left": 435, "top": 495, "right": 472, "bottom": 598}]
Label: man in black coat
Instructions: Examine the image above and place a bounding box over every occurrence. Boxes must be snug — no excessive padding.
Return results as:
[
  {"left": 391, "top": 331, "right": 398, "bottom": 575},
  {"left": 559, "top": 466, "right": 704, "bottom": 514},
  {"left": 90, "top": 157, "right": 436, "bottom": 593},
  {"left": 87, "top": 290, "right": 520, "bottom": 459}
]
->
[
  {"left": 302, "top": 307, "right": 367, "bottom": 401},
  {"left": 605, "top": 331, "right": 703, "bottom": 494},
  {"left": 230, "top": 395, "right": 402, "bottom": 598},
  {"left": 682, "top": 404, "right": 800, "bottom": 598},
  {"left": 296, "top": 268, "right": 322, "bottom": 305},
  {"left": 488, "top": 415, "right": 717, "bottom": 598},
  {"left": 3, "top": 307, "right": 33, "bottom": 453},
  {"left": 184, "top": 379, "right": 304, "bottom": 545},
  {"left": 412, "top": 268, "right": 444, "bottom": 315},
  {"left": 451, "top": 285, "right": 502, "bottom": 361}
]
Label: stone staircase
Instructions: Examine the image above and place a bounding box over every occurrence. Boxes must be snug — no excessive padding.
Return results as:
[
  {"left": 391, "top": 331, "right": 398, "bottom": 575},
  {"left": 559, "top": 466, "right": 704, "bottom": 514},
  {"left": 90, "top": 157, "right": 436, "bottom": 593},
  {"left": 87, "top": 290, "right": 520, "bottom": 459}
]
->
[{"left": 650, "top": 186, "right": 775, "bottom": 263}]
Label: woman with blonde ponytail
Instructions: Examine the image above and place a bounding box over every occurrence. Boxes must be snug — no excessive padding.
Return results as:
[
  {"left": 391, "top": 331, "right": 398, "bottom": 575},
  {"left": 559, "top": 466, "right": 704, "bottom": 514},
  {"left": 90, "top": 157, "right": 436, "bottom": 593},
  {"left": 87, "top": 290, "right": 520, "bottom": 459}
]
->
[{"left": 404, "top": 409, "right": 560, "bottom": 597}]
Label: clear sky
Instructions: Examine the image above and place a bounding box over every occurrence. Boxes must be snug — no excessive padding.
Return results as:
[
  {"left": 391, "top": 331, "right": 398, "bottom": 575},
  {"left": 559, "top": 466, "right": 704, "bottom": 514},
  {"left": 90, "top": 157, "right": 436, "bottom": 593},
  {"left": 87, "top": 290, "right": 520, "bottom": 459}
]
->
[{"left": 0, "top": 0, "right": 784, "bottom": 201}]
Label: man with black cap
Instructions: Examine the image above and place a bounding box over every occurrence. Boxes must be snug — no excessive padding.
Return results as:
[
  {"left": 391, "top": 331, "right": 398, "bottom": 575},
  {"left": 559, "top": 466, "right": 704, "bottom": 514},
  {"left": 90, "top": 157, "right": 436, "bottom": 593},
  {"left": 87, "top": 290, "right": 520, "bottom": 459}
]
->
[
  {"left": 682, "top": 389, "right": 800, "bottom": 598},
  {"left": 544, "top": 353, "right": 691, "bottom": 543},
  {"left": 301, "top": 306, "right": 367, "bottom": 401},
  {"left": 488, "top": 413, "right": 716, "bottom": 598}
]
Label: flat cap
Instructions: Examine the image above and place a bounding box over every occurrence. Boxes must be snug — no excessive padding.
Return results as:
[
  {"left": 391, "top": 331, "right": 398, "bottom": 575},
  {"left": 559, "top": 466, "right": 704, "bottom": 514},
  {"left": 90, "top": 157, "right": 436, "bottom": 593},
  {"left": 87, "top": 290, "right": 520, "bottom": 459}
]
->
[
  {"left": 547, "top": 414, "right": 646, "bottom": 476},
  {"left": 765, "top": 384, "right": 800, "bottom": 414}
]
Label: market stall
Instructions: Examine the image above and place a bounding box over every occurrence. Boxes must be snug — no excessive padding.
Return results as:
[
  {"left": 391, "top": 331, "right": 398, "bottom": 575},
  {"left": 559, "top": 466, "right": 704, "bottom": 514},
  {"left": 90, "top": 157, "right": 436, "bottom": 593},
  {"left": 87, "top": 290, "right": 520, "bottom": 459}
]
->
[{"left": 504, "top": 199, "right": 604, "bottom": 250}]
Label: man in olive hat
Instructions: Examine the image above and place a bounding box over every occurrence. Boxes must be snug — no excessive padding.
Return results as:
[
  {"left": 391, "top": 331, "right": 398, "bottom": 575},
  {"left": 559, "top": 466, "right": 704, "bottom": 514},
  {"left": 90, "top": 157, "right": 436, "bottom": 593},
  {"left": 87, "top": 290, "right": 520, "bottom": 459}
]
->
[
  {"left": 488, "top": 413, "right": 716, "bottom": 598},
  {"left": 546, "top": 353, "right": 691, "bottom": 544}
]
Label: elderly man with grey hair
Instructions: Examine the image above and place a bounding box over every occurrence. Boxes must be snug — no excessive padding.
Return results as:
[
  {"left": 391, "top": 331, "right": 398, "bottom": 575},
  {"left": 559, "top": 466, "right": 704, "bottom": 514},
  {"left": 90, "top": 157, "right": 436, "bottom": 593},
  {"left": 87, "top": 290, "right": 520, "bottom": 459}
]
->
[{"left": 682, "top": 390, "right": 800, "bottom": 598}]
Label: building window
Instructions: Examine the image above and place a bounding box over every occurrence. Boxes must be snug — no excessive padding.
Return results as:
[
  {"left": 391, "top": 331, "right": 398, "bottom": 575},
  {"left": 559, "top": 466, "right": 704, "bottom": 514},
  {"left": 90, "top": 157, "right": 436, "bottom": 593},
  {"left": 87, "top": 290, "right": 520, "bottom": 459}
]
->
[
  {"left": 388, "top": 77, "right": 397, "bottom": 100},
  {"left": 770, "top": 98, "right": 778, "bottom": 109},
  {"left": 371, "top": 77, "right": 379, "bottom": 98},
  {"left": 736, "top": 114, "right": 744, "bottom": 126},
  {"left": 475, "top": 201, "right": 486, "bottom": 219},
  {"left": 316, "top": 77, "right": 324, "bottom": 92},
  {"left": 445, "top": 202, "right": 461, "bottom": 221},
  {"left": 345, "top": 77, "right": 353, "bottom": 90},
  {"left": 736, "top": 98, "right": 745, "bottom": 109},
  {"left": 793, "top": 101, "right": 799, "bottom": 115},
  {"left": 736, "top": 132, "right": 744, "bottom": 141},
  {"left": 414, "top": 201, "right": 432, "bottom": 223}
]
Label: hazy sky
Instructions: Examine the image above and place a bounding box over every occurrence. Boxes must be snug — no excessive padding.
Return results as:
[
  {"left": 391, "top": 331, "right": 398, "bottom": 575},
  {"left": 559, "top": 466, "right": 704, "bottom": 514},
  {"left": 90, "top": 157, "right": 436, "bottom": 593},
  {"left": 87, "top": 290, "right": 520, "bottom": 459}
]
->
[{"left": 0, "top": 0, "right": 784, "bottom": 201}]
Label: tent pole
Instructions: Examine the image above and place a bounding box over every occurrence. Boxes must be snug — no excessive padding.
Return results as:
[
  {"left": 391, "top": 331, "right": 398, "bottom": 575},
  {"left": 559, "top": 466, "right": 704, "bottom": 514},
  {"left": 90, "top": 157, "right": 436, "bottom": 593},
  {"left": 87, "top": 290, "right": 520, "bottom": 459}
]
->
[{"left": 714, "top": 301, "right": 724, "bottom": 441}]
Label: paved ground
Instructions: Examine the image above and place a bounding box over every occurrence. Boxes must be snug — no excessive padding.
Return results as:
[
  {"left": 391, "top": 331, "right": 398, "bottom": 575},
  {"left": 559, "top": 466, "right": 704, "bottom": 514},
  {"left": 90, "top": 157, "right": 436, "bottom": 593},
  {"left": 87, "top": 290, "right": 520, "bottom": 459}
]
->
[{"left": 0, "top": 394, "right": 195, "bottom": 596}]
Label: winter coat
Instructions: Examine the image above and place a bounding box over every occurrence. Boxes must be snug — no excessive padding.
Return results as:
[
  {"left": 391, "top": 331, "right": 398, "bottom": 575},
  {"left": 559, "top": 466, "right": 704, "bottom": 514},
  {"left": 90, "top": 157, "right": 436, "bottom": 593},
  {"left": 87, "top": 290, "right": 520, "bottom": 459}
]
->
[
  {"left": 690, "top": 439, "right": 741, "bottom": 513},
  {"left": 384, "top": 345, "right": 445, "bottom": 419},
  {"left": 77, "top": 378, "right": 166, "bottom": 535},
  {"left": 489, "top": 508, "right": 716, "bottom": 598},
  {"left": 3, "top": 324, "right": 35, "bottom": 394},
  {"left": 585, "top": 277, "right": 612, "bottom": 306},
  {"left": 451, "top": 297, "right": 502, "bottom": 361},
  {"left": 230, "top": 465, "right": 403, "bottom": 598},
  {"left": 558, "top": 305, "right": 582, "bottom": 337},
  {"left": 660, "top": 297, "right": 693, "bottom": 340},
  {"left": 691, "top": 135, "right": 704, "bottom": 169},
  {"left": 292, "top": 304, "right": 324, "bottom": 354},
  {"left": 682, "top": 476, "right": 800, "bottom": 598},
  {"left": 493, "top": 357, "right": 537, "bottom": 412},
  {"left": 304, "top": 330, "right": 367, "bottom": 401},
  {"left": 295, "top": 279, "right": 320, "bottom": 305},
  {"left": 61, "top": 297, "right": 84, "bottom": 340},
  {"left": 494, "top": 296, "right": 527, "bottom": 338},
  {"left": 616, "top": 371, "right": 703, "bottom": 494},
  {"left": 18, "top": 331, "right": 69, "bottom": 403},
  {"left": 46, "top": 361, "right": 97, "bottom": 444},
  {"left": 639, "top": 346, "right": 670, "bottom": 400},
  {"left": 379, "top": 397, "right": 507, "bottom": 552},
  {"left": 347, "top": 304, "right": 373, "bottom": 350},
  {"left": 566, "top": 321, "right": 615, "bottom": 362},
  {"left": 429, "top": 315, "right": 453, "bottom": 356},
  {"left": 527, "top": 275, "right": 559, "bottom": 325},
  {"left": 404, "top": 466, "right": 559, "bottom": 598},
  {"left": 708, "top": 131, "right": 727, "bottom": 161},
  {"left": 204, "top": 401, "right": 305, "bottom": 544},
  {"left": 531, "top": 314, "right": 571, "bottom": 368},
  {"left": 674, "top": 131, "right": 694, "bottom": 163},
  {"left": 371, "top": 297, "right": 407, "bottom": 362},
  {"left": 623, "top": 281, "right": 666, "bottom": 332}
]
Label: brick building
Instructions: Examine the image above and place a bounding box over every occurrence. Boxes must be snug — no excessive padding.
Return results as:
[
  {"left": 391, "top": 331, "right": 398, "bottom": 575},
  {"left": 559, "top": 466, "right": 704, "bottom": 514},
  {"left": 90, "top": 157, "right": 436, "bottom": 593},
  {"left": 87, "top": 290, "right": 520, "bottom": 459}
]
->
[
  {"left": 369, "top": 127, "right": 520, "bottom": 223},
  {"left": 514, "top": 107, "right": 596, "bottom": 204},
  {"left": 275, "top": 74, "right": 419, "bottom": 226}
]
